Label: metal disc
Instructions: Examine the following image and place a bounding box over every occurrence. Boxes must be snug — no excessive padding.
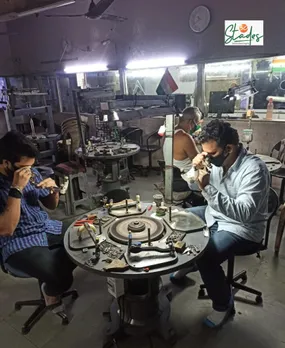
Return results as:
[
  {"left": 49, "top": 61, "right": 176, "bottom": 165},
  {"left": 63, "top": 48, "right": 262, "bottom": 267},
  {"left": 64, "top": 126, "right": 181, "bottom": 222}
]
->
[
  {"left": 166, "top": 211, "right": 206, "bottom": 232},
  {"left": 109, "top": 217, "right": 165, "bottom": 244}
]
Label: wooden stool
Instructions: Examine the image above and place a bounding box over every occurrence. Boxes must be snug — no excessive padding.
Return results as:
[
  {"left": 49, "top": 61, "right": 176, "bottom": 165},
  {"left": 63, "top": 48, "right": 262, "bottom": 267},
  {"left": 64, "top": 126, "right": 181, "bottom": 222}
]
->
[
  {"left": 275, "top": 204, "right": 285, "bottom": 255},
  {"left": 54, "top": 161, "right": 91, "bottom": 216}
]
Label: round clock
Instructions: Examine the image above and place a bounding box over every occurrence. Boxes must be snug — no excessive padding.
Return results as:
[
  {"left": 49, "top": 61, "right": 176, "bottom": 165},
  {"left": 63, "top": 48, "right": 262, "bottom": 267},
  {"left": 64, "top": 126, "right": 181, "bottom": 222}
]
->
[{"left": 189, "top": 6, "right": 211, "bottom": 33}]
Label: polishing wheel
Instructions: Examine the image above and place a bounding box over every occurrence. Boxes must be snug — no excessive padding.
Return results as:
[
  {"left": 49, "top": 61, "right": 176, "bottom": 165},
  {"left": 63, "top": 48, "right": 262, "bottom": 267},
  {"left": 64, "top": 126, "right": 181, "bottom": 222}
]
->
[{"left": 108, "top": 216, "right": 165, "bottom": 244}]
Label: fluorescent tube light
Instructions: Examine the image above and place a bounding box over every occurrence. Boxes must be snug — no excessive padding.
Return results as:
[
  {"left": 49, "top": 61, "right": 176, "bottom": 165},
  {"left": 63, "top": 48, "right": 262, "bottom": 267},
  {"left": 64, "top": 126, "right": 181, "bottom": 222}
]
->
[
  {"left": 126, "top": 68, "right": 166, "bottom": 78},
  {"left": 126, "top": 57, "right": 186, "bottom": 70},
  {"left": 64, "top": 63, "right": 108, "bottom": 74}
]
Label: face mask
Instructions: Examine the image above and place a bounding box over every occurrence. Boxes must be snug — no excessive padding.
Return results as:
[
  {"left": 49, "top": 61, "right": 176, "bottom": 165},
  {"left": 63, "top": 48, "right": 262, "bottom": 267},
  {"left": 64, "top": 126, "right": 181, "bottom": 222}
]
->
[
  {"left": 189, "top": 124, "right": 201, "bottom": 135},
  {"left": 208, "top": 151, "right": 229, "bottom": 167}
]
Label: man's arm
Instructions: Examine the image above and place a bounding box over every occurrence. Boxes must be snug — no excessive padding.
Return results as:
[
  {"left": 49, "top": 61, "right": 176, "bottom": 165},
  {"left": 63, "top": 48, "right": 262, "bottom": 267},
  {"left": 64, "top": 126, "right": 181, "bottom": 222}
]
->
[
  {"left": 184, "top": 134, "right": 199, "bottom": 161},
  {"left": 0, "top": 196, "right": 21, "bottom": 237},
  {"left": 33, "top": 170, "right": 59, "bottom": 211},
  {"left": 40, "top": 191, "right": 59, "bottom": 210},
  {"left": 0, "top": 167, "right": 32, "bottom": 236},
  {"left": 202, "top": 167, "right": 270, "bottom": 223}
]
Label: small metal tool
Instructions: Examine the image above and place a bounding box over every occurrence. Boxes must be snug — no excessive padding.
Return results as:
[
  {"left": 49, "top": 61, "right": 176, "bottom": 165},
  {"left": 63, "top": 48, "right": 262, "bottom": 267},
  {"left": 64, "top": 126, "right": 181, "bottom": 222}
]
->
[
  {"left": 148, "top": 227, "right": 151, "bottom": 246},
  {"left": 128, "top": 231, "right": 132, "bottom": 255},
  {"left": 99, "top": 218, "right": 102, "bottom": 235},
  {"left": 183, "top": 247, "right": 192, "bottom": 255}
]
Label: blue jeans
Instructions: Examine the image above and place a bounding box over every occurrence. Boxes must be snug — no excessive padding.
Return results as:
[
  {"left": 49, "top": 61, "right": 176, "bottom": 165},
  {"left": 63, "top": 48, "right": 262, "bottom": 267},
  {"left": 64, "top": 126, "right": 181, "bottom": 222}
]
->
[{"left": 189, "top": 206, "right": 260, "bottom": 311}]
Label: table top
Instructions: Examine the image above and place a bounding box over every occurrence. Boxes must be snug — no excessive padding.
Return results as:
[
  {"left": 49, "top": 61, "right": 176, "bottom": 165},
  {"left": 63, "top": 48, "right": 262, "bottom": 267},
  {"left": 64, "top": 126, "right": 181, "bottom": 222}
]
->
[
  {"left": 255, "top": 154, "right": 282, "bottom": 172},
  {"left": 64, "top": 204, "right": 209, "bottom": 280},
  {"left": 76, "top": 142, "right": 140, "bottom": 160}
]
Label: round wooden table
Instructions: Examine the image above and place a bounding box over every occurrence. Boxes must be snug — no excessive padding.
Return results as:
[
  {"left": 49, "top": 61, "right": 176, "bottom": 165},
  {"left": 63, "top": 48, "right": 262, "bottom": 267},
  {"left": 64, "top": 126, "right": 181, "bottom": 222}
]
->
[{"left": 255, "top": 154, "right": 282, "bottom": 172}]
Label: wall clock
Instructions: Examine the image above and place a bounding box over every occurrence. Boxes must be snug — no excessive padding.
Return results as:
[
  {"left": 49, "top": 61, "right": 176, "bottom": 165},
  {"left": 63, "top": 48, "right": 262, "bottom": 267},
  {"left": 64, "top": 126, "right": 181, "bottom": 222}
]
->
[{"left": 189, "top": 6, "right": 211, "bottom": 33}]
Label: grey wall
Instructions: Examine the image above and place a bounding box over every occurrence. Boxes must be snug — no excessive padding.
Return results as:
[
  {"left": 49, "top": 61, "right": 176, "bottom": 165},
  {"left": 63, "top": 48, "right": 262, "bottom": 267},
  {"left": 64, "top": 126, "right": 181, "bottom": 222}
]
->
[
  {"left": 0, "top": 22, "right": 14, "bottom": 75},
  {"left": 6, "top": 0, "right": 285, "bottom": 74}
]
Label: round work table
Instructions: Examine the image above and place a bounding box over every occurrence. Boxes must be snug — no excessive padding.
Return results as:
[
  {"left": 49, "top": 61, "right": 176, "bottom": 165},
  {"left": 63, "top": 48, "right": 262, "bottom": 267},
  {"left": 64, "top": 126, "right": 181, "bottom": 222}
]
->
[
  {"left": 64, "top": 202, "right": 209, "bottom": 346},
  {"left": 76, "top": 142, "right": 140, "bottom": 193},
  {"left": 255, "top": 154, "right": 282, "bottom": 172}
]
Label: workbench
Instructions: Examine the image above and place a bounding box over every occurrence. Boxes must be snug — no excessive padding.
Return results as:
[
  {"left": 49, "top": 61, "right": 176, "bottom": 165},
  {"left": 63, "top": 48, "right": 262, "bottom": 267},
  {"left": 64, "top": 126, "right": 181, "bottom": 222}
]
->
[
  {"left": 64, "top": 201, "right": 209, "bottom": 347},
  {"left": 76, "top": 142, "right": 140, "bottom": 192}
]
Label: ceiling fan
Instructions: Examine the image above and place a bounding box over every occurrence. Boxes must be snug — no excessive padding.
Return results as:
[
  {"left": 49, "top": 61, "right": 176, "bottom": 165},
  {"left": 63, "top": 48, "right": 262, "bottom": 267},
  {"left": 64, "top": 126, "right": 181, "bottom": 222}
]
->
[{"left": 45, "top": 0, "right": 127, "bottom": 22}]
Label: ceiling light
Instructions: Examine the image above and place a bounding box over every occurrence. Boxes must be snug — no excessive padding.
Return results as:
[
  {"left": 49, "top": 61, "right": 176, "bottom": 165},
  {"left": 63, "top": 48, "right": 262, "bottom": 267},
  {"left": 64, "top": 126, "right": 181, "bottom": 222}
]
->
[
  {"left": 126, "top": 57, "right": 186, "bottom": 70},
  {"left": 126, "top": 68, "right": 166, "bottom": 78},
  {"left": 64, "top": 63, "right": 108, "bottom": 74}
]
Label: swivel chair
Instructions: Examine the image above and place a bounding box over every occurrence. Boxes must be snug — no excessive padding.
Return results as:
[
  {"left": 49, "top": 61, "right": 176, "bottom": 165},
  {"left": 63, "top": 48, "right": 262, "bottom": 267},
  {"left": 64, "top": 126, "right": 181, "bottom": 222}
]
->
[
  {"left": 270, "top": 140, "right": 285, "bottom": 203},
  {"left": 140, "top": 131, "right": 162, "bottom": 174},
  {"left": 0, "top": 251, "right": 78, "bottom": 335},
  {"left": 198, "top": 187, "right": 279, "bottom": 305}
]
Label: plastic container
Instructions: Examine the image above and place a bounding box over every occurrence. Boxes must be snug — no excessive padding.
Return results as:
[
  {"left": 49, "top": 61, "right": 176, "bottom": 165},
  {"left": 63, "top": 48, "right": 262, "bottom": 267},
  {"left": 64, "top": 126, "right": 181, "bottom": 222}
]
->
[{"left": 266, "top": 98, "right": 274, "bottom": 120}]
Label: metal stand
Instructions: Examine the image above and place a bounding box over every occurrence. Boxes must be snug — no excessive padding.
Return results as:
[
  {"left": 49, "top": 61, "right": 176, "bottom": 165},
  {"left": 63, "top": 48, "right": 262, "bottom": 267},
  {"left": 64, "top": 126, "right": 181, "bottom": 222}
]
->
[
  {"left": 164, "top": 114, "right": 175, "bottom": 204},
  {"left": 8, "top": 105, "right": 57, "bottom": 164},
  {"left": 103, "top": 277, "right": 176, "bottom": 348},
  {"left": 73, "top": 89, "right": 87, "bottom": 155}
]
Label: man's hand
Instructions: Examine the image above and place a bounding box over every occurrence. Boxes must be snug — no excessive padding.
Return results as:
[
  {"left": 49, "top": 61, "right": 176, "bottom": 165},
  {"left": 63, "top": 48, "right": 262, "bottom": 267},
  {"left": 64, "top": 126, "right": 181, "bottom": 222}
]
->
[
  {"left": 198, "top": 173, "right": 210, "bottom": 190},
  {"left": 37, "top": 178, "right": 58, "bottom": 194},
  {"left": 192, "top": 152, "right": 208, "bottom": 169},
  {"left": 12, "top": 167, "right": 32, "bottom": 191}
]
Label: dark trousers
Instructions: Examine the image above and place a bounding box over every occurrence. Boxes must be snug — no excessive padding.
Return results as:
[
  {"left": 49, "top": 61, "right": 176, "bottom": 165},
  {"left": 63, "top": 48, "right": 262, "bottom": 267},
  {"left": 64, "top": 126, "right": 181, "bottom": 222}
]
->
[
  {"left": 6, "top": 223, "right": 76, "bottom": 297},
  {"left": 189, "top": 206, "right": 260, "bottom": 311}
]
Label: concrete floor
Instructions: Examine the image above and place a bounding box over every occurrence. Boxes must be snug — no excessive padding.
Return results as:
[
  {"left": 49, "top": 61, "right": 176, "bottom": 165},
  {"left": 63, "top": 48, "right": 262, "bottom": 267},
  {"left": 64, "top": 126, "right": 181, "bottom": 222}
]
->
[{"left": 1, "top": 173, "right": 285, "bottom": 348}]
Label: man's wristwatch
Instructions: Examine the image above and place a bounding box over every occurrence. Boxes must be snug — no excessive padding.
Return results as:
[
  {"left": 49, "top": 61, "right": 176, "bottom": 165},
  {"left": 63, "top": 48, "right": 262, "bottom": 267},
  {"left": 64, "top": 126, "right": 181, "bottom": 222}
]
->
[{"left": 9, "top": 186, "right": 23, "bottom": 199}]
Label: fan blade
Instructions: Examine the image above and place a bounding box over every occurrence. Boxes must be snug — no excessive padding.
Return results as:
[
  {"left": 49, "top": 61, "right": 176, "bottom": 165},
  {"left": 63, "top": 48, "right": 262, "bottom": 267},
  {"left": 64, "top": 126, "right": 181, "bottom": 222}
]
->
[
  {"left": 45, "top": 14, "right": 85, "bottom": 17},
  {"left": 96, "top": 0, "right": 115, "bottom": 15},
  {"left": 100, "top": 13, "right": 127, "bottom": 22}
]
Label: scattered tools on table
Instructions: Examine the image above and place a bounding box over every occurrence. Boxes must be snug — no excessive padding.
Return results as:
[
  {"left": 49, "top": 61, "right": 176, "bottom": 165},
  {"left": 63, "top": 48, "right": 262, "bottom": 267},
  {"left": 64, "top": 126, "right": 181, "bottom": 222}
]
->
[
  {"left": 84, "top": 222, "right": 101, "bottom": 259},
  {"left": 74, "top": 219, "right": 95, "bottom": 227},
  {"left": 98, "top": 218, "right": 102, "bottom": 235},
  {"left": 148, "top": 228, "right": 151, "bottom": 246},
  {"left": 128, "top": 232, "right": 132, "bottom": 255},
  {"left": 153, "top": 194, "right": 163, "bottom": 208},
  {"left": 136, "top": 194, "right": 142, "bottom": 212},
  {"left": 103, "top": 259, "right": 129, "bottom": 272},
  {"left": 76, "top": 223, "right": 97, "bottom": 241},
  {"left": 102, "top": 196, "right": 108, "bottom": 208},
  {"left": 129, "top": 243, "right": 176, "bottom": 257},
  {"left": 109, "top": 199, "right": 137, "bottom": 211},
  {"left": 183, "top": 245, "right": 201, "bottom": 256},
  {"left": 156, "top": 206, "right": 168, "bottom": 217},
  {"left": 99, "top": 240, "right": 124, "bottom": 260},
  {"left": 174, "top": 241, "right": 186, "bottom": 253},
  {"left": 167, "top": 231, "right": 186, "bottom": 243}
]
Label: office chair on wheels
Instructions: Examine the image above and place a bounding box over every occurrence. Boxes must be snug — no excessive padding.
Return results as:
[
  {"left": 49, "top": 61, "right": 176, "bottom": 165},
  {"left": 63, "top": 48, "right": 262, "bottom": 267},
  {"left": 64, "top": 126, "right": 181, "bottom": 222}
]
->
[
  {"left": 0, "top": 250, "right": 79, "bottom": 335},
  {"left": 270, "top": 140, "right": 285, "bottom": 203},
  {"left": 198, "top": 187, "right": 279, "bottom": 305},
  {"left": 121, "top": 127, "right": 143, "bottom": 180}
]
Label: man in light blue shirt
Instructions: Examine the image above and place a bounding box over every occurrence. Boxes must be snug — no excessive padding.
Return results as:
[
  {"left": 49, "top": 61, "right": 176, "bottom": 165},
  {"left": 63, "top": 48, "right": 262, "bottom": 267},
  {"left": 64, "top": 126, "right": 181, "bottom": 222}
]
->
[{"left": 171, "top": 120, "right": 270, "bottom": 328}]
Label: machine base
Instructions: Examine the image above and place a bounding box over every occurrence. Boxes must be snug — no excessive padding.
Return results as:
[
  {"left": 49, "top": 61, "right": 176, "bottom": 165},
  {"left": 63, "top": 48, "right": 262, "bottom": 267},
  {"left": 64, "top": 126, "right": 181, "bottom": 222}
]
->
[{"left": 103, "top": 277, "right": 176, "bottom": 348}]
